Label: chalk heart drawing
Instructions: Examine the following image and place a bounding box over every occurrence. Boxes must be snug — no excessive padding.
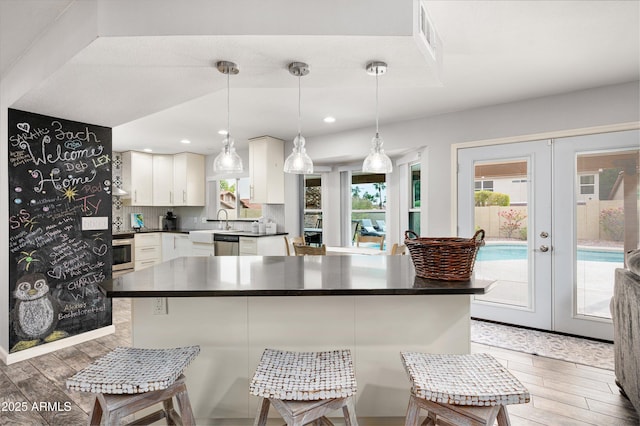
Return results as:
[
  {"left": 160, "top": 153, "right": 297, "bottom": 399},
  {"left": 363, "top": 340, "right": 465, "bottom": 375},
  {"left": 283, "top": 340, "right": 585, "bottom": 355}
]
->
[
  {"left": 93, "top": 244, "right": 108, "bottom": 256},
  {"left": 17, "top": 122, "right": 30, "bottom": 133},
  {"left": 47, "top": 267, "right": 62, "bottom": 280}
]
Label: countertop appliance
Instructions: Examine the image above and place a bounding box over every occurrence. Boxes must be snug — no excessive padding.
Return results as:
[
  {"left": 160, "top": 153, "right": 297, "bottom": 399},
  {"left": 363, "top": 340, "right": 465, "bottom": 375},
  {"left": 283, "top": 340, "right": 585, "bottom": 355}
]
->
[
  {"left": 112, "top": 233, "right": 135, "bottom": 276},
  {"left": 214, "top": 233, "right": 239, "bottom": 256},
  {"left": 163, "top": 211, "right": 178, "bottom": 231}
]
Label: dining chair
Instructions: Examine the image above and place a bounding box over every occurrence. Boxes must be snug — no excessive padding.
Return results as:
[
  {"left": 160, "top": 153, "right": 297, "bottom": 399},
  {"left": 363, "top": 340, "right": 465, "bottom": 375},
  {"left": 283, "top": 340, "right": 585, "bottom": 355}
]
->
[
  {"left": 390, "top": 243, "right": 406, "bottom": 255},
  {"left": 284, "top": 236, "right": 306, "bottom": 256},
  {"left": 356, "top": 234, "right": 385, "bottom": 250},
  {"left": 293, "top": 243, "right": 327, "bottom": 256}
]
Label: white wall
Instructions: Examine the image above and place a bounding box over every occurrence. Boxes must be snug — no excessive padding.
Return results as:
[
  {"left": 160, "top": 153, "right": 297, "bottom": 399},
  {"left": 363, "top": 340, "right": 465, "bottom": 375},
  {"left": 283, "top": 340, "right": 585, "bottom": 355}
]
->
[{"left": 294, "top": 81, "right": 640, "bottom": 241}]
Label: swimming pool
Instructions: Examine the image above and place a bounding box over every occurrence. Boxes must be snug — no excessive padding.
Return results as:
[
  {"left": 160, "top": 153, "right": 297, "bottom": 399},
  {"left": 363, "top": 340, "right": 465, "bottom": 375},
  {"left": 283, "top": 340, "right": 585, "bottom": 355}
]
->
[{"left": 477, "top": 244, "right": 624, "bottom": 263}]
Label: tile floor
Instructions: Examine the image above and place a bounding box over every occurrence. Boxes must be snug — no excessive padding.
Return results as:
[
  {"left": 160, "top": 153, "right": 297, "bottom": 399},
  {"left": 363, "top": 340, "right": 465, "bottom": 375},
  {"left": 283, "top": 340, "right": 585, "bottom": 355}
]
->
[{"left": 0, "top": 298, "right": 637, "bottom": 425}]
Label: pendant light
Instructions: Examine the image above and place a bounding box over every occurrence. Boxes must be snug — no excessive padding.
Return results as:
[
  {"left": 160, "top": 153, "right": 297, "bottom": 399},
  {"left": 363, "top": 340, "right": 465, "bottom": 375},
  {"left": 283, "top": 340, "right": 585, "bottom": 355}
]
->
[
  {"left": 284, "top": 61, "right": 313, "bottom": 174},
  {"left": 213, "top": 61, "right": 243, "bottom": 173},
  {"left": 362, "top": 61, "right": 393, "bottom": 174}
]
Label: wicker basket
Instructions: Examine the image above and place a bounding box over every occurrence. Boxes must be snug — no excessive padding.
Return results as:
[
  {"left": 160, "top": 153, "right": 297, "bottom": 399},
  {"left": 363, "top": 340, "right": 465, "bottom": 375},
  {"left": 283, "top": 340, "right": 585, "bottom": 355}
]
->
[{"left": 404, "top": 230, "right": 485, "bottom": 281}]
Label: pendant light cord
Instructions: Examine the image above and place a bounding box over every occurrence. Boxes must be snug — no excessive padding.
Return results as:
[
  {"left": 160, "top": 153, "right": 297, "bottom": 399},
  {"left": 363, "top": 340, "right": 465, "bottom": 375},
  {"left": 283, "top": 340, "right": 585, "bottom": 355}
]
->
[
  {"left": 375, "top": 71, "right": 379, "bottom": 135},
  {"left": 297, "top": 75, "right": 302, "bottom": 136},
  {"left": 226, "top": 70, "right": 231, "bottom": 142}
]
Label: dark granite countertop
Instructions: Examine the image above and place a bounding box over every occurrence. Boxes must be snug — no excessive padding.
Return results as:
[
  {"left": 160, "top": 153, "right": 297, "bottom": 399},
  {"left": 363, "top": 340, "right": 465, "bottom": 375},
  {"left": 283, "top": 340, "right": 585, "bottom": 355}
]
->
[
  {"left": 102, "top": 255, "right": 494, "bottom": 298},
  {"left": 113, "top": 230, "right": 287, "bottom": 238}
]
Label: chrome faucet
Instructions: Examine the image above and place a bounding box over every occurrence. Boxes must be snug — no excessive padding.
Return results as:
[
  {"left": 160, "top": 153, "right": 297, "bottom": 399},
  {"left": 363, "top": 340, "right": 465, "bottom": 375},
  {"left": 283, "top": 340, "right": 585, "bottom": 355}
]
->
[{"left": 216, "top": 208, "right": 230, "bottom": 230}]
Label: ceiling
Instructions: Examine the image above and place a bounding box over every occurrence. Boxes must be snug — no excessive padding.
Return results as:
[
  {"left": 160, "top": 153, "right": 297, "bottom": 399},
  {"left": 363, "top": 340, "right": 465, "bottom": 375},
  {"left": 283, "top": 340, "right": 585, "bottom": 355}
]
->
[{"left": 2, "top": 1, "right": 639, "bottom": 164}]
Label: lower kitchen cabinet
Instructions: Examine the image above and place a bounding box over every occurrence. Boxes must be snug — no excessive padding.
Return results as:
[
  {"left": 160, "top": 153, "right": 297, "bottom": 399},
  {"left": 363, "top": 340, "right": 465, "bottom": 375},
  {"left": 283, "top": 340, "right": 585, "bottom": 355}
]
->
[
  {"left": 135, "top": 233, "right": 162, "bottom": 270},
  {"left": 239, "top": 235, "right": 287, "bottom": 256},
  {"left": 191, "top": 242, "right": 216, "bottom": 257},
  {"left": 162, "top": 233, "right": 193, "bottom": 261}
]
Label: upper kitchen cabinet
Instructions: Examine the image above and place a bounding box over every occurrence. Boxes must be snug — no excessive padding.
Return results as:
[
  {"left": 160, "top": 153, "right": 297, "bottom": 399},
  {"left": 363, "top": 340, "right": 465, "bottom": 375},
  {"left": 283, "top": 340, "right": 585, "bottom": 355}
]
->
[
  {"left": 152, "top": 154, "right": 174, "bottom": 206},
  {"left": 122, "top": 151, "right": 153, "bottom": 205},
  {"left": 173, "top": 152, "right": 205, "bottom": 206},
  {"left": 249, "top": 136, "right": 284, "bottom": 204}
]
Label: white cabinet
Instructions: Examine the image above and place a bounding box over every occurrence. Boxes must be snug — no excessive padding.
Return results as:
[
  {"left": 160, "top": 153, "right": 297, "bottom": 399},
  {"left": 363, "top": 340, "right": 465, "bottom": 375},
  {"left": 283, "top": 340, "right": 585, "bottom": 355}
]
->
[
  {"left": 239, "top": 235, "right": 287, "bottom": 256},
  {"left": 249, "top": 136, "right": 284, "bottom": 204},
  {"left": 191, "top": 243, "right": 216, "bottom": 257},
  {"left": 122, "top": 151, "right": 153, "bottom": 206},
  {"left": 162, "top": 233, "right": 192, "bottom": 261},
  {"left": 135, "top": 233, "right": 162, "bottom": 270},
  {"left": 173, "top": 152, "right": 205, "bottom": 206},
  {"left": 153, "top": 155, "right": 174, "bottom": 206},
  {"left": 121, "top": 151, "right": 205, "bottom": 206}
]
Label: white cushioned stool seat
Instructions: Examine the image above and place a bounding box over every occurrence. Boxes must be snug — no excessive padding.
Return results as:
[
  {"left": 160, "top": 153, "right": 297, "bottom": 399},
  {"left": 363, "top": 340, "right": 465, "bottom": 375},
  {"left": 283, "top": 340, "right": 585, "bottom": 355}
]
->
[
  {"left": 250, "top": 348, "right": 359, "bottom": 426},
  {"left": 401, "top": 352, "right": 530, "bottom": 426},
  {"left": 67, "top": 346, "right": 200, "bottom": 425}
]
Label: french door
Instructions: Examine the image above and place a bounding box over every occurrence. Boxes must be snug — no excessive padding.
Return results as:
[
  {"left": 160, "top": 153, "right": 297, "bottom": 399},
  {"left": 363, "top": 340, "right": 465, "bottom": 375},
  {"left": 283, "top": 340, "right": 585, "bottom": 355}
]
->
[{"left": 458, "top": 130, "right": 639, "bottom": 340}]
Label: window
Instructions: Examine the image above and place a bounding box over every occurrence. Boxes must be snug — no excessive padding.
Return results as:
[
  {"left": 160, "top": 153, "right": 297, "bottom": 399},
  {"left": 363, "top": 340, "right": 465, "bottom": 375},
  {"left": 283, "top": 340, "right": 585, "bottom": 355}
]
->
[
  {"left": 304, "top": 175, "right": 322, "bottom": 245},
  {"left": 580, "top": 174, "right": 595, "bottom": 195},
  {"left": 409, "top": 162, "right": 421, "bottom": 234},
  {"left": 351, "top": 172, "right": 386, "bottom": 246},
  {"left": 216, "top": 178, "right": 262, "bottom": 219},
  {"left": 475, "top": 180, "right": 494, "bottom": 191}
]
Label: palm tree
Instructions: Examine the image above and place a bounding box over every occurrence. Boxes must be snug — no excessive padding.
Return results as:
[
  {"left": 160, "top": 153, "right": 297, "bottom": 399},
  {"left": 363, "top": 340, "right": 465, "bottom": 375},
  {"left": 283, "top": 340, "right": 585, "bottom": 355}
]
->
[{"left": 373, "top": 183, "right": 386, "bottom": 209}]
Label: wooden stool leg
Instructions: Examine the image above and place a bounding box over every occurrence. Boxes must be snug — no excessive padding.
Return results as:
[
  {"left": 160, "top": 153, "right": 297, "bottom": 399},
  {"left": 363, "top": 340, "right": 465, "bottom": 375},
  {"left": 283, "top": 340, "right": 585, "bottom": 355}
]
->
[
  {"left": 405, "top": 395, "right": 421, "bottom": 426},
  {"left": 342, "top": 396, "right": 358, "bottom": 426},
  {"left": 253, "top": 398, "right": 271, "bottom": 426},
  {"left": 88, "top": 396, "right": 103, "bottom": 426},
  {"left": 497, "top": 405, "right": 511, "bottom": 426},
  {"left": 175, "top": 388, "right": 195, "bottom": 426},
  {"left": 162, "top": 397, "right": 177, "bottom": 425},
  {"left": 420, "top": 412, "right": 436, "bottom": 426}
]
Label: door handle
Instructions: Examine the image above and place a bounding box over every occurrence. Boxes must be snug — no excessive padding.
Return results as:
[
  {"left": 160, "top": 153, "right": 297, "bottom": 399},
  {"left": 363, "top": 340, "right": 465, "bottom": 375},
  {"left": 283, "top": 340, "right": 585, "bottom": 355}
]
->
[{"left": 539, "top": 245, "right": 550, "bottom": 252}]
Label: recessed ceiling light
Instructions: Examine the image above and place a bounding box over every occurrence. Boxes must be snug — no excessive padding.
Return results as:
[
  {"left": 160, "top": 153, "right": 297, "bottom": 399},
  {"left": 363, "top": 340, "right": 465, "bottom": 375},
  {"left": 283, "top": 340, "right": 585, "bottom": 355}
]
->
[
  {"left": 323, "top": 116, "right": 336, "bottom": 123},
  {"left": 143, "top": 148, "right": 153, "bottom": 152},
  {"left": 180, "top": 139, "right": 191, "bottom": 144},
  {"left": 218, "top": 129, "right": 228, "bottom": 135}
]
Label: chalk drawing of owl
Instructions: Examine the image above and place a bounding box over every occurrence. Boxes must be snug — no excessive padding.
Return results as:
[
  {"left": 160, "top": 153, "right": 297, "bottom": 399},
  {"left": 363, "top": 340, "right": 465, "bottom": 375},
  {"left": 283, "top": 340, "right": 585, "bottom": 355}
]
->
[{"left": 12, "top": 273, "right": 58, "bottom": 341}]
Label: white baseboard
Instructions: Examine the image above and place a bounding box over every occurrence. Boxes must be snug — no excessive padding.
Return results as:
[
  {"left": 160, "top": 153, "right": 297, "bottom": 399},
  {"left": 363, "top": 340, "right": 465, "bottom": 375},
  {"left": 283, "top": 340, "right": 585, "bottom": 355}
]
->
[{"left": 1, "top": 325, "right": 115, "bottom": 365}]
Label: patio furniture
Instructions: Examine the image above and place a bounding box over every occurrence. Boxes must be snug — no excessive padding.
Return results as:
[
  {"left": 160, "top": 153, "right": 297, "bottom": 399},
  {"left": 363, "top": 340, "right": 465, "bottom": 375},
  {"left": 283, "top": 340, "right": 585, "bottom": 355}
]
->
[
  {"left": 250, "top": 348, "right": 358, "bottom": 426},
  {"left": 360, "top": 219, "right": 381, "bottom": 236},
  {"left": 375, "top": 220, "right": 386, "bottom": 232},
  {"left": 401, "top": 352, "right": 530, "bottom": 426},
  {"left": 351, "top": 221, "right": 360, "bottom": 243},
  {"left": 66, "top": 346, "right": 200, "bottom": 425}
]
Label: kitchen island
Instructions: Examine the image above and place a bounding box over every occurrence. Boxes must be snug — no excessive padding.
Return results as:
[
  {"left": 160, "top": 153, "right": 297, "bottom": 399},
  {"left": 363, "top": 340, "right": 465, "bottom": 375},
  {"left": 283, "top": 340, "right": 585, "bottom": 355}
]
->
[{"left": 102, "top": 255, "right": 494, "bottom": 421}]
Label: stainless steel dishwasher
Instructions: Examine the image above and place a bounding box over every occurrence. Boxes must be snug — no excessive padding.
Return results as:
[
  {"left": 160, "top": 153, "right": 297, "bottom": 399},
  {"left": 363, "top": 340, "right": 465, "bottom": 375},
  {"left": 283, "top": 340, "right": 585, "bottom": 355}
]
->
[{"left": 214, "top": 233, "right": 239, "bottom": 256}]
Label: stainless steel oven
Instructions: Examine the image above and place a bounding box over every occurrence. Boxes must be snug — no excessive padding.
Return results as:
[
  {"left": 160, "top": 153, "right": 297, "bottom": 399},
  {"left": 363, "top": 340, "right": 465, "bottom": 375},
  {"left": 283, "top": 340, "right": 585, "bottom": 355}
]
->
[{"left": 112, "top": 234, "right": 135, "bottom": 275}]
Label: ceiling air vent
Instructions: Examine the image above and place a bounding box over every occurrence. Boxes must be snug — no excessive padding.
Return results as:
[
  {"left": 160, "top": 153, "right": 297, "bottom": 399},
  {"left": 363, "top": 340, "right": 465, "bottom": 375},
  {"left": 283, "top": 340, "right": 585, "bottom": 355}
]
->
[{"left": 419, "top": 3, "right": 438, "bottom": 60}]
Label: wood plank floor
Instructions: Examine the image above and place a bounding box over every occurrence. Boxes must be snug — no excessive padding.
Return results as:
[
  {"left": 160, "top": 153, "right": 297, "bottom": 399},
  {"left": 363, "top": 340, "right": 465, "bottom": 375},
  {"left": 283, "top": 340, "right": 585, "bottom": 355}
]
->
[{"left": 0, "top": 298, "right": 637, "bottom": 425}]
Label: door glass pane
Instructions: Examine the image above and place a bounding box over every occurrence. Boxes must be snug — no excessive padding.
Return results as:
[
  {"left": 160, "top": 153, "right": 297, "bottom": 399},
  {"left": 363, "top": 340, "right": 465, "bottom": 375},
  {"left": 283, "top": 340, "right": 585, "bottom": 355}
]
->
[
  {"left": 304, "top": 175, "right": 322, "bottom": 245},
  {"left": 473, "top": 159, "right": 530, "bottom": 308},
  {"left": 351, "top": 173, "right": 386, "bottom": 247},
  {"left": 575, "top": 149, "right": 639, "bottom": 319},
  {"left": 409, "top": 163, "right": 421, "bottom": 234}
]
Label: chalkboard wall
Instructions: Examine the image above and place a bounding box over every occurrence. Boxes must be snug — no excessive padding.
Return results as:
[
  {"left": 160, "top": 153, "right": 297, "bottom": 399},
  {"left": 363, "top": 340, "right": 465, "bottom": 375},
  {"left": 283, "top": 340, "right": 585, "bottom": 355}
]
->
[{"left": 8, "top": 109, "right": 112, "bottom": 353}]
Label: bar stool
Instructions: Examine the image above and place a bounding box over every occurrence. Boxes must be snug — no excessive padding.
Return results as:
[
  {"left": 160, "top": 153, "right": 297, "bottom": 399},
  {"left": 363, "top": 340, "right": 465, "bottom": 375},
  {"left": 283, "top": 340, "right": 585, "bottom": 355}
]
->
[
  {"left": 250, "top": 348, "right": 359, "bottom": 426},
  {"left": 66, "top": 346, "right": 200, "bottom": 425},
  {"left": 400, "top": 352, "right": 530, "bottom": 426}
]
